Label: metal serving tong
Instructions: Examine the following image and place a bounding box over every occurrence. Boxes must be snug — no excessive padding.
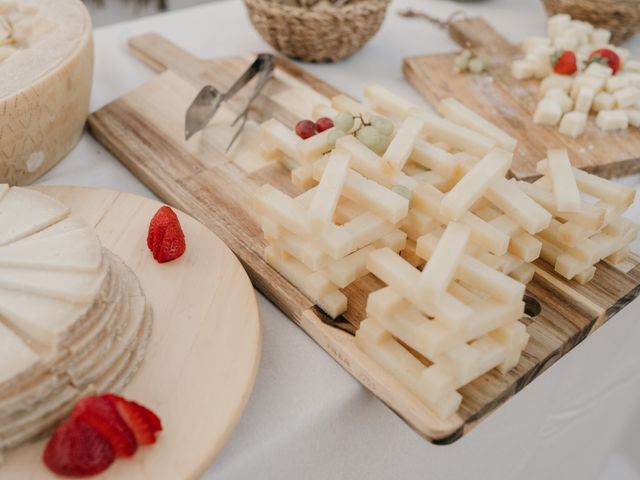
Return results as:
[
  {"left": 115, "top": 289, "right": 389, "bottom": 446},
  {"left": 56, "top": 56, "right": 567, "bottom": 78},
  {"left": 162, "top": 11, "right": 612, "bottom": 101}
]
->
[{"left": 185, "top": 53, "right": 276, "bottom": 151}]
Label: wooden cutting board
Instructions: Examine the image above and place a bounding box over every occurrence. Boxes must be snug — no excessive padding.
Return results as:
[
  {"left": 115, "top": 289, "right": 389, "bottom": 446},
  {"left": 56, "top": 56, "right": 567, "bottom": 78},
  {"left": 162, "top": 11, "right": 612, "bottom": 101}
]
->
[
  {"left": 88, "top": 34, "right": 640, "bottom": 443},
  {"left": 403, "top": 17, "right": 640, "bottom": 180},
  {"left": 2, "top": 186, "right": 261, "bottom": 479}
]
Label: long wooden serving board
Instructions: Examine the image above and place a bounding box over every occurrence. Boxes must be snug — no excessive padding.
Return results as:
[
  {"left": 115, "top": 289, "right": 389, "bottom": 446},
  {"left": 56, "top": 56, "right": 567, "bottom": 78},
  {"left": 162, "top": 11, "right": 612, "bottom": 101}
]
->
[
  {"left": 88, "top": 34, "right": 640, "bottom": 443},
  {"left": 404, "top": 17, "right": 640, "bottom": 180}
]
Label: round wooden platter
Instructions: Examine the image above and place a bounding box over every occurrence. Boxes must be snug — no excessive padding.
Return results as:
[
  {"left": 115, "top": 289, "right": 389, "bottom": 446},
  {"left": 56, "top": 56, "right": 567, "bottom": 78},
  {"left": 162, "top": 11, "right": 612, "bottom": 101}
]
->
[{"left": 2, "top": 186, "right": 261, "bottom": 479}]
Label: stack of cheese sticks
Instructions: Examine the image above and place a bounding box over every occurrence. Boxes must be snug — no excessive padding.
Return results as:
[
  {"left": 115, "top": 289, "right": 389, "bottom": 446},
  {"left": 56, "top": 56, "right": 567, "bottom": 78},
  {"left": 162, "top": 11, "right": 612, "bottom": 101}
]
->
[{"left": 254, "top": 83, "right": 638, "bottom": 419}]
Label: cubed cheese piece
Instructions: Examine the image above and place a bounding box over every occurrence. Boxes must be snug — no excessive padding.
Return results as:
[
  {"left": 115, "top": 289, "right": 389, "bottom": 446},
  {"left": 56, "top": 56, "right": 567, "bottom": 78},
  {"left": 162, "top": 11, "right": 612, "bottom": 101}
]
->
[
  {"left": 554, "top": 34, "right": 578, "bottom": 51},
  {"left": 593, "top": 91, "right": 616, "bottom": 112},
  {"left": 596, "top": 110, "right": 629, "bottom": 131},
  {"left": 526, "top": 48, "right": 552, "bottom": 78},
  {"left": 533, "top": 98, "right": 562, "bottom": 125},
  {"left": 611, "top": 46, "right": 630, "bottom": 64},
  {"left": 546, "top": 149, "right": 581, "bottom": 213},
  {"left": 584, "top": 62, "right": 613, "bottom": 78},
  {"left": 613, "top": 86, "right": 640, "bottom": 109},
  {"left": 558, "top": 111, "right": 587, "bottom": 138},
  {"left": 511, "top": 59, "right": 535, "bottom": 80},
  {"left": 523, "top": 36, "right": 551, "bottom": 53},
  {"left": 540, "top": 74, "right": 574, "bottom": 94},
  {"left": 590, "top": 28, "right": 611, "bottom": 46},
  {"left": 438, "top": 98, "right": 517, "bottom": 151},
  {"left": 440, "top": 148, "right": 511, "bottom": 221},
  {"left": 548, "top": 14, "right": 571, "bottom": 39},
  {"left": 545, "top": 88, "right": 573, "bottom": 112},
  {"left": 571, "top": 76, "right": 604, "bottom": 98},
  {"left": 606, "top": 75, "right": 631, "bottom": 92},
  {"left": 575, "top": 87, "right": 596, "bottom": 113},
  {"left": 626, "top": 109, "right": 640, "bottom": 127}
]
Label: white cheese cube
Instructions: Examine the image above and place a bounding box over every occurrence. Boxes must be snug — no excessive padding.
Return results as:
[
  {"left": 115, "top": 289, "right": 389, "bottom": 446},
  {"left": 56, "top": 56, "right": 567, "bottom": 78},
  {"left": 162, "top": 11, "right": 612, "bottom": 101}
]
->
[
  {"left": 590, "top": 28, "right": 611, "bottom": 46},
  {"left": 545, "top": 88, "right": 573, "bottom": 112},
  {"left": 548, "top": 14, "right": 571, "bottom": 38},
  {"left": 611, "top": 46, "right": 630, "bottom": 64},
  {"left": 584, "top": 62, "right": 613, "bottom": 78},
  {"left": 522, "top": 36, "right": 551, "bottom": 53},
  {"left": 554, "top": 34, "right": 578, "bottom": 51},
  {"left": 606, "top": 75, "right": 632, "bottom": 92},
  {"left": 558, "top": 111, "right": 587, "bottom": 138},
  {"left": 575, "top": 44, "right": 593, "bottom": 65},
  {"left": 533, "top": 98, "right": 563, "bottom": 125},
  {"left": 575, "top": 87, "right": 596, "bottom": 113},
  {"left": 596, "top": 110, "right": 629, "bottom": 131},
  {"left": 526, "top": 48, "right": 553, "bottom": 79},
  {"left": 625, "top": 60, "right": 640, "bottom": 73},
  {"left": 540, "top": 74, "right": 574, "bottom": 94},
  {"left": 613, "top": 86, "right": 640, "bottom": 109},
  {"left": 511, "top": 59, "right": 535, "bottom": 80},
  {"left": 593, "top": 91, "right": 616, "bottom": 112},
  {"left": 625, "top": 109, "right": 640, "bottom": 127},
  {"left": 571, "top": 75, "right": 605, "bottom": 99}
]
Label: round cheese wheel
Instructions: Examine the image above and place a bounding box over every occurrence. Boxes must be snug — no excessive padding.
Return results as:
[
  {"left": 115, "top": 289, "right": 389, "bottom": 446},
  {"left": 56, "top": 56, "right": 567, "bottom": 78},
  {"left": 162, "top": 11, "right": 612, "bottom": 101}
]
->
[{"left": 0, "top": 0, "right": 93, "bottom": 185}]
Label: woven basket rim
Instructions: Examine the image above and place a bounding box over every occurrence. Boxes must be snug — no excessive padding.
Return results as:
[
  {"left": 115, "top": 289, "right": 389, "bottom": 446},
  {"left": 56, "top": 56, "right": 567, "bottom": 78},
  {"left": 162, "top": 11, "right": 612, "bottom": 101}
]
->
[{"left": 244, "top": 0, "right": 390, "bottom": 15}]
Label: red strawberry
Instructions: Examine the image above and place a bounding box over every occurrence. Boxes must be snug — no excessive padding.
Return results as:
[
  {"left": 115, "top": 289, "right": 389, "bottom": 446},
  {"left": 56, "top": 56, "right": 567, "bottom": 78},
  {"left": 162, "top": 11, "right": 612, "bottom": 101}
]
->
[
  {"left": 43, "top": 418, "right": 115, "bottom": 477},
  {"left": 72, "top": 396, "right": 138, "bottom": 457},
  {"left": 147, "top": 206, "right": 186, "bottom": 263},
  {"left": 105, "top": 394, "right": 163, "bottom": 445},
  {"left": 588, "top": 48, "right": 620, "bottom": 74},
  {"left": 551, "top": 50, "right": 577, "bottom": 75}
]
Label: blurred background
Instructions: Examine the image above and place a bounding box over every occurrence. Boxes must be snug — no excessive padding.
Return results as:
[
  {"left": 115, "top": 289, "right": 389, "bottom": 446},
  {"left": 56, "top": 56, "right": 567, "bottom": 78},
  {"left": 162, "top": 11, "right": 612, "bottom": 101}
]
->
[{"left": 84, "top": 0, "right": 209, "bottom": 26}]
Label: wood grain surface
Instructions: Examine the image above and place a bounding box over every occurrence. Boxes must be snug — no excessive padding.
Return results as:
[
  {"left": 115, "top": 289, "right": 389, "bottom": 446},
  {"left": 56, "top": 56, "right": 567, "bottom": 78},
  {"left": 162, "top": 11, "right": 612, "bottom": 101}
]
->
[
  {"left": 1, "top": 186, "right": 261, "bottom": 479},
  {"left": 88, "top": 34, "right": 640, "bottom": 443},
  {"left": 403, "top": 17, "right": 640, "bottom": 180}
]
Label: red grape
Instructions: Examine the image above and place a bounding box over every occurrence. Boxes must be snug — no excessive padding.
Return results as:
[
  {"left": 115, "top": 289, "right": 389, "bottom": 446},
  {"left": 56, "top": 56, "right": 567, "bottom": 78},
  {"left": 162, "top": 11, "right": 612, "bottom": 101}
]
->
[
  {"left": 315, "top": 117, "right": 334, "bottom": 133},
  {"left": 295, "top": 120, "right": 316, "bottom": 139}
]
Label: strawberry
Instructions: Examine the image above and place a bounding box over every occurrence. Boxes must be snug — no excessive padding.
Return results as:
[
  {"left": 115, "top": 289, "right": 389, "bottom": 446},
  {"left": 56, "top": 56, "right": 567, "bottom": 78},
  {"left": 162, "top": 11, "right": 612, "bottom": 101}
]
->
[
  {"left": 43, "top": 418, "right": 115, "bottom": 477},
  {"left": 105, "top": 394, "right": 163, "bottom": 445},
  {"left": 147, "top": 206, "right": 186, "bottom": 263},
  {"left": 588, "top": 48, "right": 620, "bottom": 74},
  {"left": 551, "top": 50, "right": 577, "bottom": 75},
  {"left": 72, "top": 396, "right": 138, "bottom": 457}
]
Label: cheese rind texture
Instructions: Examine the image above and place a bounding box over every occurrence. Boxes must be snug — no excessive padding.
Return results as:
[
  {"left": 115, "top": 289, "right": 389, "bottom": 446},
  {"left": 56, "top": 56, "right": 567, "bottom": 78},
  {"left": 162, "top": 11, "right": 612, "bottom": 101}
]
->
[{"left": 0, "top": 0, "right": 93, "bottom": 185}]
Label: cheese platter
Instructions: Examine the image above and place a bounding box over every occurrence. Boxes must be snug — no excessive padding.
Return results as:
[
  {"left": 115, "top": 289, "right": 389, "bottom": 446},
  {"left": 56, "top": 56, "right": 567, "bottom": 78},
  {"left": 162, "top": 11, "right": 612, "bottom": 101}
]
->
[
  {"left": 0, "top": 185, "right": 261, "bottom": 478},
  {"left": 403, "top": 16, "right": 640, "bottom": 180},
  {"left": 87, "top": 34, "right": 640, "bottom": 443}
]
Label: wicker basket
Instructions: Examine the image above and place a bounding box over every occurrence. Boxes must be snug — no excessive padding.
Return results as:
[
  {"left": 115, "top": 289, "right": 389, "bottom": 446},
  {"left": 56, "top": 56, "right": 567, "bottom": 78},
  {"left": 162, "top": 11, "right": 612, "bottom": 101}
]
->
[
  {"left": 541, "top": 0, "right": 640, "bottom": 44},
  {"left": 244, "top": 0, "right": 390, "bottom": 62}
]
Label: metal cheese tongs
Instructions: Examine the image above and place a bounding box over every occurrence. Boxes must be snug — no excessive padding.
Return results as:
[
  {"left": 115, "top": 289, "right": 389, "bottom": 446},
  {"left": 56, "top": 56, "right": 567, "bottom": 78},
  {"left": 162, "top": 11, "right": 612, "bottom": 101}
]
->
[{"left": 184, "top": 53, "right": 276, "bottom": 151}]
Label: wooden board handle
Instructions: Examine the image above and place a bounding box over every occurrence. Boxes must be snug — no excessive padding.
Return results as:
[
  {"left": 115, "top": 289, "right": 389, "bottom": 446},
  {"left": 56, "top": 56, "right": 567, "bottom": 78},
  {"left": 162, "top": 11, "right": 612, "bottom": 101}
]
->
[
  {"left": 447, "top": 17, "right": 518, "bottom": 56},
  {"left": 128, "top": 33, "right": 206, "bottom": 77}
]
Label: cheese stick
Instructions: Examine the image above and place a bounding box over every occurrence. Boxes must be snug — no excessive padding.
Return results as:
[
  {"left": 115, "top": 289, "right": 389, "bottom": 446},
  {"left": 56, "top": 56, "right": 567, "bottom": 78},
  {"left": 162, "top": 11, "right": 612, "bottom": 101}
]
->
[
  {"left": 544, "top": 150, "right": 581, "bottom": 213},
  {"left": 382, "top": 115, "right": 424, "bottom": 173},
  {"left": 440, "top": 148, "right": 512, "bottom": 221},
  {"left": 410, "top": 140, "right": 459, "bottom": 178},
  {"left": 260, "top": 119, "right": 300, "bottom": 159},
  {"left": 307, "top": 150, "right": 350, "bottom": 230}
]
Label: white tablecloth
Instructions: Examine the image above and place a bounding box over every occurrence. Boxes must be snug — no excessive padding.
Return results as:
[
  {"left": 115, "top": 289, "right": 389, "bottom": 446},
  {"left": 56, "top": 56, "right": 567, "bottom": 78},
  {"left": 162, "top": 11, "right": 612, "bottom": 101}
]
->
[{"left": 37, "top": 1, "right": 640, "bottom": 478}]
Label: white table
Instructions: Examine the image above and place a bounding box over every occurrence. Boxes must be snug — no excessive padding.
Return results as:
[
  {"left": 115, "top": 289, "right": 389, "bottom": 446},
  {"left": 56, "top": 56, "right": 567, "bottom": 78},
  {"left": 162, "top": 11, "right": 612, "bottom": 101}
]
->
[{"left": 38, "top": 1, "right": 640, "bottom": 478}]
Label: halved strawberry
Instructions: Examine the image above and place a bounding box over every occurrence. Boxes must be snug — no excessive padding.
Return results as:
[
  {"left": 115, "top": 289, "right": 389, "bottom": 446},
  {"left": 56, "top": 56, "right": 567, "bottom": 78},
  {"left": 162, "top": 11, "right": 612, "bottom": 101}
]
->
[
  {"left": 104, "top": 394, "right": 162, "bottom": 445},
  {"left": 551, "top": 50, "right": 577, "bottom": 75},
  {"left": 147, "top": 206, "right": 186, "bottom": 263},
  {"left": 43, "top": 418, "right": 115, "bottom": 477},
  {"left": 72, "top": 396, "right": 138, "bottom": 457},
  {"left": 588, "top": 48, "right": 620, "bottom": 74}
]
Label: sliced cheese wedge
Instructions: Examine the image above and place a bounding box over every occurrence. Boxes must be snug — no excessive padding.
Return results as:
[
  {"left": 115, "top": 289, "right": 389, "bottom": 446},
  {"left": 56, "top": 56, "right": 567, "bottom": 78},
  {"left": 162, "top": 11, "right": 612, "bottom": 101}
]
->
[
  {"left": 0, "top": 187, "right": 69, "bottom": 246},
  {"left": 0, "top": 227, "right": 101, "bottom": 272}
]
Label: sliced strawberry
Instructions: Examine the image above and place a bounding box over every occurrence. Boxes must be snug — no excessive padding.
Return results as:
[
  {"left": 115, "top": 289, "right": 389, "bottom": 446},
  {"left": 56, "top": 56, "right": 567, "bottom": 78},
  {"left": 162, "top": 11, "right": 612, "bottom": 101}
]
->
[
  {"left": 72, "top": 396, "right": 138, "bottom": 457},
  {"left": 43, "top": 418, "right": 115, "bottom": 477},
  {"left": 551, "top": 50, "right": 577, "bottom": 75},
  {"left": 104, "top": 394, "right": 163, "bottom": 445},
  {"left": 153, "top": 221, "right": 186, "bottom": 263},
  {"left": 147, "top": 206, "right": 179, "bottom": 253},
  {"left": 147, "top": 206, "right": 186, "bottom": 263},
  {"left": 588, "top": 48, "right": 620, "bottom": 74}
]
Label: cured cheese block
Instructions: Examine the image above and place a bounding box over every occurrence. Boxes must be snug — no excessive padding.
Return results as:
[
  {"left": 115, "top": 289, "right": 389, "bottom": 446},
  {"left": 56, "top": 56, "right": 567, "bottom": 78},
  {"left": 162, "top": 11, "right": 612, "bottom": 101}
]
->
[
  {"left": 0, "top": 185, "right": 152, "bottom": 454},
  {"left": 0, "top": 0, "right": 93, "bottom": 186},
  {"left": 87, "top": 34, "right": 640, "bottom": 443}
]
